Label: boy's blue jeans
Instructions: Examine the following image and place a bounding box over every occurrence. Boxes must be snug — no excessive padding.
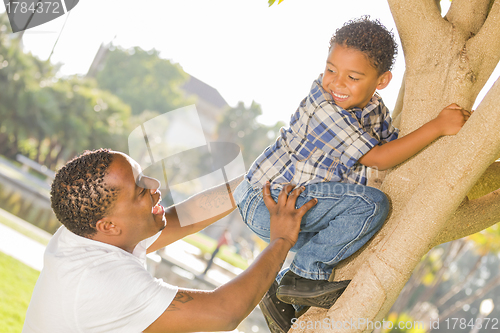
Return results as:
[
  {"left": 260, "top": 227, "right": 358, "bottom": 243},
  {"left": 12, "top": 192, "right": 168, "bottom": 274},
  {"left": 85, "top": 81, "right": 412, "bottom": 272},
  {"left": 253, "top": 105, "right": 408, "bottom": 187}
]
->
[{"left": 233, "top": 179, "right": 390, "bottom": 281}]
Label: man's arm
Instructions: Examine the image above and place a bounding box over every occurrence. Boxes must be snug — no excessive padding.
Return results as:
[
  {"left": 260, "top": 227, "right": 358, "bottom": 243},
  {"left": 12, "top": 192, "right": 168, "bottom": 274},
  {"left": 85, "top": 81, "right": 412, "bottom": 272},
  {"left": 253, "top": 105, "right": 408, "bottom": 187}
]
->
[
  {"left": 359, "top": 103, "right": 471, "bottom": 170},
  {"left": 148, "top": 175, "right": 244, "bottom": 253},
  {"left": 144, "top": 184, "right": 317, "bottom": 333}
]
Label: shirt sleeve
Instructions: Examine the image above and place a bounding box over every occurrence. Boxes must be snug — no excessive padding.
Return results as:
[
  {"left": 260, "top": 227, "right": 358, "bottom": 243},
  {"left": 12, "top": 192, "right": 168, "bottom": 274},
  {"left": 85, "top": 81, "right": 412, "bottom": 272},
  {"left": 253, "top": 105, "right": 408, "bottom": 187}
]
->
[
  {"left": 306, "top": 101, "right": 379, "bottom": 168},
  {"left": 75, "top": 253, "right": 178, "bottom": 333},
  {"left": 378, "top": 105, "right": 399, "bottom": 144}
]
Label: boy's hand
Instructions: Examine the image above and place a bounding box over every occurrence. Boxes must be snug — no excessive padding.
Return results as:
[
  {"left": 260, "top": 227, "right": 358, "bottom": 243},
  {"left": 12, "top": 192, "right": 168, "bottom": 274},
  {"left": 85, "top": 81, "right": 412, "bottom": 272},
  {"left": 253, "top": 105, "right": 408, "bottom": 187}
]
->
[
  {"left": 359, "top": 103, "right": 472, "bottom": 170},
  {"left": 262, "top": 182, "right": 317, "bottom": 249},
  {"left": 433, "top": 103, "right": 471, "bottom": 136}
]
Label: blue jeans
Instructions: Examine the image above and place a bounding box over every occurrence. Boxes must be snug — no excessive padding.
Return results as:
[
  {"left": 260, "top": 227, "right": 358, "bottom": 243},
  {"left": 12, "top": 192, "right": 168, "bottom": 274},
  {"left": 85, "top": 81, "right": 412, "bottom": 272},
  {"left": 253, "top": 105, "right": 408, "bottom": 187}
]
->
[{"left": 233, "top": 179, "right": 389, "bottom": 281}]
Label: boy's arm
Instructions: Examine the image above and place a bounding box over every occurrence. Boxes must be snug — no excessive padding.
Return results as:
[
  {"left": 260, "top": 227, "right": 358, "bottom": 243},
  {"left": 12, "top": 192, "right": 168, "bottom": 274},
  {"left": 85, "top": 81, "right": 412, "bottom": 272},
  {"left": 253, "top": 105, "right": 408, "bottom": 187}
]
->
[
  {"left": 144, "top": 184, "right": 317, "bottom": 333},
  {"left": 359, "top": 103, "right": 471, "bottom": 170},
  {"left": 147, "top": 175, "right": 243, "bottom": 253}
]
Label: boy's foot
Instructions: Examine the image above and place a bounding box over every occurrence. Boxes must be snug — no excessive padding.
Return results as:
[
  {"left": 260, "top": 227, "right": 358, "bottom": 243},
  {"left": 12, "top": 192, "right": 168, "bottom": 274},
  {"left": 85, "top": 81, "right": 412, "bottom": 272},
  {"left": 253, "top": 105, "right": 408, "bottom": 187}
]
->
[
  {"left": 276, "top": 271, "right": 350, "bottom": 309},
  {"left": 259, "top": 281, "right": 296, "bottom": 333},
  {"left": 295, "top": 305, "right": 311, "bottom": 318}
]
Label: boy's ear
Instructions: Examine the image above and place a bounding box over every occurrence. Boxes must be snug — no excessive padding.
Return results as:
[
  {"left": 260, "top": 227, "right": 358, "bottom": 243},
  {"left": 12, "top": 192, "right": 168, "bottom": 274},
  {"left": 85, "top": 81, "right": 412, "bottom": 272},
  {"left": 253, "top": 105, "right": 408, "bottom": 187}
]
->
[
  {"left": 95, "top": 218, "right": 121, "bottom": 236},
  {"left": 376, "top": 71, "right": 392, "bottom": 90}
]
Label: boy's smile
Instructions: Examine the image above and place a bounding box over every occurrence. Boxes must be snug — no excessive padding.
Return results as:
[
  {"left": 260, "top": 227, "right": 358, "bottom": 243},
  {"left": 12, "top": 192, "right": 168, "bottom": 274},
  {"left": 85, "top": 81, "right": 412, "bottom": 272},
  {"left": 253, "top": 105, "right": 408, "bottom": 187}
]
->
[{"left": 322, "top": 43, "right": 392, "bottom": 110}]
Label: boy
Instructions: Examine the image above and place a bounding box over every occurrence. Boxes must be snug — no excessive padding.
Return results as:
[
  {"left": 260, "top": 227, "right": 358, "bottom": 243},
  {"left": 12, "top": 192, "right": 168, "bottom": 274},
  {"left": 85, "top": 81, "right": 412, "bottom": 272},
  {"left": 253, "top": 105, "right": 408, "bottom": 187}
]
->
[{"left": 232, "top": 16, "right": 470, "bottom": 331}]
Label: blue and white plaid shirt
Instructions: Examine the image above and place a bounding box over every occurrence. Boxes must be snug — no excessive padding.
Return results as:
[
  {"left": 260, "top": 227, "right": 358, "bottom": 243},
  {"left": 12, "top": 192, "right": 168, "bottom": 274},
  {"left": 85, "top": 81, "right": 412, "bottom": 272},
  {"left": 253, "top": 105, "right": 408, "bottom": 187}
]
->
[{"left": 246, "top": 75, "right": 399, "bottom": 188}]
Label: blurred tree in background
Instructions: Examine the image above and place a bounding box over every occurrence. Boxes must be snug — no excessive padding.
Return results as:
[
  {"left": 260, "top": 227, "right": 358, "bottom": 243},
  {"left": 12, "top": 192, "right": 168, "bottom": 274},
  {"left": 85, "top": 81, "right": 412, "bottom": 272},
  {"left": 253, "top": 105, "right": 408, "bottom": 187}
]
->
[
  {"left": 0, "top": 13, "right": 198, "bottom": 171},
  {"left": 0, "top": 13, "right": 132, "bottom": 169},
  {"left": 93, "top": 46, "right": 188, "bottom": 116},
  {"left": 216, "top": 101, "right": 284, "bottom": 169},
  {"left": 0, "top": 10, "right": 283, "bottom": 176}
]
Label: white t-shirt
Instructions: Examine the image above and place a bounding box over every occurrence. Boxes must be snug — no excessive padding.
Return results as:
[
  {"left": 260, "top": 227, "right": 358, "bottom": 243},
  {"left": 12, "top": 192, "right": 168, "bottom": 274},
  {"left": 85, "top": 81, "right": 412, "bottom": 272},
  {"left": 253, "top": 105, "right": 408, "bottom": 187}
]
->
[{"left": 23, "top": 226, "right": 178, "bottom": 333}]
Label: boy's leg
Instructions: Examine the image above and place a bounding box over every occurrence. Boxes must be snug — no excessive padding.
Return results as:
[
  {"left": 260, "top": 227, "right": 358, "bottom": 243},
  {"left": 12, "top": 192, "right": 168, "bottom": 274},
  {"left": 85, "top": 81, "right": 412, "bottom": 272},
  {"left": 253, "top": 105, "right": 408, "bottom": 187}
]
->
[
  {"left": 236, "top": 180, "right": 389, "bottom": 277},
  {"left": 276, "top": 182, "right": 389, "bottom": 307},
  {"left": 234, "top": 180, "right": 389, "bottom": 308}
]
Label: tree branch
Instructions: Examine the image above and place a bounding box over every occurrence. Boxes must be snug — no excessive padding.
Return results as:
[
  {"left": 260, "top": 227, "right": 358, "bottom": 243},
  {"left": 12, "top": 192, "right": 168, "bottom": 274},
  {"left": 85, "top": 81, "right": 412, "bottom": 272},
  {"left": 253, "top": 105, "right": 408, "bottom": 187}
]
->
[
  {"left": 467, "top": 0, "right": 500, "bottom": 81},
  {"left": 388, "top": 0, "right": 446, "bottom": 60},
  {"left": 391, "top": 71, "right": 405, "bottom": 129},
  {"left": 434, "top": 0, "right": 441, "bottom": 13},
  {"left": 445, "top": 0, "right": 491, "bottom": 36},
  {"left": 431, "top": 188, "right": 500, "bottom": 246},
  {"left": 430, "top": 162, "right": 500, "bottom": 246},
  {"left": 467, "top": 162, "right": 500, "bottom": 199}
]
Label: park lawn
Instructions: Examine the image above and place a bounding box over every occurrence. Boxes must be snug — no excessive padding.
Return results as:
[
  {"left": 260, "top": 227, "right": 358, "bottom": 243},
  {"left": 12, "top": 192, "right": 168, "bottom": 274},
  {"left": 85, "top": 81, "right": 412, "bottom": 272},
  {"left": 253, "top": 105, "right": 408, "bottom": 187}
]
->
[
  {"left": 0, "top": 252, "right": 39, "bottom": 333},
  {"left": 183, "top": 233, "right": 249, "bottom": 270}
]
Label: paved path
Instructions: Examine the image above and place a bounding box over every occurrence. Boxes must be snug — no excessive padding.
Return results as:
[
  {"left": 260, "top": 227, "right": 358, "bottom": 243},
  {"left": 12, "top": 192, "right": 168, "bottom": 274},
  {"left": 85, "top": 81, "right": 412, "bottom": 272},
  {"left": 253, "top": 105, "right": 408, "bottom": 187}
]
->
[{"left": 0, "top": 216, "right": 46, "bottom": 271}]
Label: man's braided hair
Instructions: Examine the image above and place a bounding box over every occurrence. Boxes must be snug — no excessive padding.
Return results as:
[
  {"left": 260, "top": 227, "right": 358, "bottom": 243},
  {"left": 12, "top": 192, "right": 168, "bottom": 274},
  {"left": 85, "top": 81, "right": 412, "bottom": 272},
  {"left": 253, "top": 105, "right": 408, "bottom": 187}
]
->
[
  {"left": 50, "top": 149, "right": 119, "bottom": 238},
  {"left": 329, "top": 16, "right": 398, "bottom": 75}
]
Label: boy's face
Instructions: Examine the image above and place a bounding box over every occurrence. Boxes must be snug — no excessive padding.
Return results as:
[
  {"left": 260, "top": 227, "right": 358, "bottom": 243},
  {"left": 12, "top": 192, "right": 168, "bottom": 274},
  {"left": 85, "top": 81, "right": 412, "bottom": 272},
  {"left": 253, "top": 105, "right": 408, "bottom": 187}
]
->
[{"left": 322, "top": 43, "right": 392, "bottom": 110}]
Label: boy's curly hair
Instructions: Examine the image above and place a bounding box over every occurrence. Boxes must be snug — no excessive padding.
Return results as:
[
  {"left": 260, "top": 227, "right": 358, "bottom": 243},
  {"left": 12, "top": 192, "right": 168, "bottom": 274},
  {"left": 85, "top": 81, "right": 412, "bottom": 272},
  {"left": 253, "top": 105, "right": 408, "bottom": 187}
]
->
[
  {"left": 50, "top": 149, "right": 119, "bottom": 238},
  {"left": 330, "top": 16, "right": 398, "bottom": 74}
]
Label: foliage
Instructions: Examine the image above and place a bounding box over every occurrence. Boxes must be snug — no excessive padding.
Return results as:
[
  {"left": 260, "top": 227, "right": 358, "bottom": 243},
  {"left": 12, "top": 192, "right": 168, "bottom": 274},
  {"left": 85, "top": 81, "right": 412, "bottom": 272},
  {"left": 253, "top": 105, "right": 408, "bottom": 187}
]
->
[
  {"left": 0, "top": 13, "right": 197, "bottom": 170},
  {"left": 0, "top": 252, "right": 39, "bottom": 333},
  {"left": 382, "top": 313, "right": 427, "bottom": 333},
  {"left": 268, "top": 0, "right": 285, "bottom": 6},
  {"left": 468, "top": 224, "right": 500, "bottom": 256},
  {"left": 0, "top": 15, "right": 199, "bottom": 171},
  {"left": 41, "top": 77, "right": 132, "bottom": 161},
  {"left": 0, "top": 13, "right": 133, "bottom": 169},
  {"left": 94, "top": 46, "right": 189, "bottom": 116}
]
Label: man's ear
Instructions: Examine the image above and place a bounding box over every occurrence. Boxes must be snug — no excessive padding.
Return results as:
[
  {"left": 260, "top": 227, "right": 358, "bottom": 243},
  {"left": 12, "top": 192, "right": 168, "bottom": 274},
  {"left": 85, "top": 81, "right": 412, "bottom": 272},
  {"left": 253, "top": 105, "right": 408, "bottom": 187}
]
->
[
  {"left": 95, "top": 218, "right": 120, "bottom": 236},
  {"left": 377, "top": 71, "right": 392, "bottom": 90}
]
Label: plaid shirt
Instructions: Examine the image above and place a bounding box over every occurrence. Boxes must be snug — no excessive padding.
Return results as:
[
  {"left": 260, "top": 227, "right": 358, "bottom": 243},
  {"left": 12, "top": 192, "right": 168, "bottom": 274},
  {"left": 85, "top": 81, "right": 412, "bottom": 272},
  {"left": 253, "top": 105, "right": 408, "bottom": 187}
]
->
[{"left": 246, "top": 75, "right": 399, "bottom": 188}]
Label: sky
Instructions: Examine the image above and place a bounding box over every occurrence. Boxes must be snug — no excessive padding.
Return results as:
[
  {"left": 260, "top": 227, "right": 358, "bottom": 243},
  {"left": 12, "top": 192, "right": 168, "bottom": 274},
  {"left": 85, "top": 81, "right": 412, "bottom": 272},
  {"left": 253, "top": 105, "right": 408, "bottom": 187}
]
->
[{"left": 2, "top": 0, "right": 499, "bottom": 126}]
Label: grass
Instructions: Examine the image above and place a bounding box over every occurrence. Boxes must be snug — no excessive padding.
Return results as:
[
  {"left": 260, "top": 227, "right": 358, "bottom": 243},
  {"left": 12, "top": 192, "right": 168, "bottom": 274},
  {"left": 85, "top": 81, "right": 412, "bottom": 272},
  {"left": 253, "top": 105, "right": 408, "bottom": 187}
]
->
[
  {"left": 183, "top": 233, "right": 249, "bottom": 270},
  {"left": 0, "top": 252, "right": 39, "bottom": 333}
]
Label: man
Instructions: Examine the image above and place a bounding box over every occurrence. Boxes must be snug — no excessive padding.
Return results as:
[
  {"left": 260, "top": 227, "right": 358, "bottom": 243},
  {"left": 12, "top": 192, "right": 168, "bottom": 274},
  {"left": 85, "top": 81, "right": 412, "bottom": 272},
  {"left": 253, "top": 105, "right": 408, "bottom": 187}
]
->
[{"left": 23, "top": 149, "right": 316, "bottom": 333}]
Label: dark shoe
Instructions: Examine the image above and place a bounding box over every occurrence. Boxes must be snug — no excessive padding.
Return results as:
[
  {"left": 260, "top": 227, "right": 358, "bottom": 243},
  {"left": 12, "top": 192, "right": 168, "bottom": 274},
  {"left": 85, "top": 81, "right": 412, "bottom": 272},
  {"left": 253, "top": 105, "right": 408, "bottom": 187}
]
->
[
  {"left": 259, "top": 281, "right": 296, "bottom": 333},
  {"left": 276, "top": 271, "right": 350, "bottom": 309},
  {"left": 295, "top": 305, "right": 311, "bottom": 318}
]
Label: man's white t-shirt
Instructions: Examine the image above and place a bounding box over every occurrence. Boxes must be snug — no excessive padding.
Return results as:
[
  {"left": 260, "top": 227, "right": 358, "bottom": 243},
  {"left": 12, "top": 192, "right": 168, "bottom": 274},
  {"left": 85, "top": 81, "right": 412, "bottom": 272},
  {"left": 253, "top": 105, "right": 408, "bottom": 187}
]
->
[{"left": 23, "top": 226, "right": 178, "bottom": 333}]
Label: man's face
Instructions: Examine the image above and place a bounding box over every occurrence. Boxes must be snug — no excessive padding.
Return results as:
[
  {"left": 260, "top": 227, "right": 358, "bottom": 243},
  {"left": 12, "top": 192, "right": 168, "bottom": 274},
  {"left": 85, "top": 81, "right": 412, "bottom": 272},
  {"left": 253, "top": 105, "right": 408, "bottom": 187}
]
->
[
  {"left": 322, "top": 43, "right": 391, "bottom": 110},
  {"left": 103, "top": 152, "right": 166, "bottom": 248}
]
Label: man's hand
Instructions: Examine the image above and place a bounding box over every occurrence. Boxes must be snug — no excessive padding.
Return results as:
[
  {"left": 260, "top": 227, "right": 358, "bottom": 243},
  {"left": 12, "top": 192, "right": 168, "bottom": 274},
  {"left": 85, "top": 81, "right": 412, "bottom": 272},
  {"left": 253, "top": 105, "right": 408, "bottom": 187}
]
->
[
  {"left": 263, "top": 182, "right": 317, "bottom": 249},
  {"left": 432, "top": 103, "right": 471, "bottom": 136}
]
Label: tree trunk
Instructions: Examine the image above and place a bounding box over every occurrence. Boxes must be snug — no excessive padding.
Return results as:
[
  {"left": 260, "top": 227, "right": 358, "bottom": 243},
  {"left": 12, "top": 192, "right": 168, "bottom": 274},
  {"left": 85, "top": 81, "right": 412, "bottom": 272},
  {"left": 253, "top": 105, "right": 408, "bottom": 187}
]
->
[{"left": 290, "top": 0, "right": 500, "bottom": 331}]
